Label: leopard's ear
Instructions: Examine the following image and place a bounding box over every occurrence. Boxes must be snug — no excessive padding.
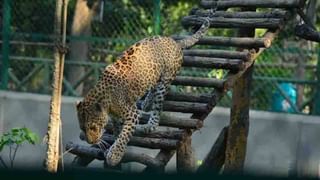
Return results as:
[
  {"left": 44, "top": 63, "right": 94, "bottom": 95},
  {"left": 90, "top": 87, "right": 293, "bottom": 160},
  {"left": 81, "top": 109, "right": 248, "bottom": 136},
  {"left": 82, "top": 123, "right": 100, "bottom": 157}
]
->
[{"left": 76, "top": 100, "right": 82, "bottom": 108}]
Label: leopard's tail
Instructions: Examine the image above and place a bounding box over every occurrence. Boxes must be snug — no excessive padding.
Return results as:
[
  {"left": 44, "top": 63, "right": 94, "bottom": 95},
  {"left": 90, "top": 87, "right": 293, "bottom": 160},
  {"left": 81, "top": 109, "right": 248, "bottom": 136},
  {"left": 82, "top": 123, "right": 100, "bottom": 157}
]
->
[{"left": 177, "top": 17, "right": 210, "bottom": 49}]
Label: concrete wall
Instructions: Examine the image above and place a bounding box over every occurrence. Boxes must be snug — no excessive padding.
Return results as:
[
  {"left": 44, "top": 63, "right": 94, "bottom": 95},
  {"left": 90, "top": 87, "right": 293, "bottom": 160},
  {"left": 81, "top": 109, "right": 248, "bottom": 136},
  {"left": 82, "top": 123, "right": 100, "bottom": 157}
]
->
[{"left": 0, "top": 91, "right": 320, "bottom": 176}]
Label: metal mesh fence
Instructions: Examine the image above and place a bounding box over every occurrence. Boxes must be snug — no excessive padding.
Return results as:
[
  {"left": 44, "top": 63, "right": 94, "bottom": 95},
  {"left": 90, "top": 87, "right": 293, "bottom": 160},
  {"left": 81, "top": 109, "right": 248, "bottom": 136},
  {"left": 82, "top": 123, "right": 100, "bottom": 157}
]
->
[{"left": 1, "top": 0, "right": 320, "bottom": 115}]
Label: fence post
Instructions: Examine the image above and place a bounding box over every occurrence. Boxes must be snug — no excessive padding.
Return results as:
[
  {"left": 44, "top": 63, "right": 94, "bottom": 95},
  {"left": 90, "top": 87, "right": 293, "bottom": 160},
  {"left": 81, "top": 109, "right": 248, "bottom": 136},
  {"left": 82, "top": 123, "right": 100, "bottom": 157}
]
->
[
  {"left": 313, "top": 48, "right": 320, "bottom": 115},
  {"left": 1, "top": 0, "right": 11, "bottom": 90},
  {"left": 153, "top": 0, "right": 161, "bottom": 35}
]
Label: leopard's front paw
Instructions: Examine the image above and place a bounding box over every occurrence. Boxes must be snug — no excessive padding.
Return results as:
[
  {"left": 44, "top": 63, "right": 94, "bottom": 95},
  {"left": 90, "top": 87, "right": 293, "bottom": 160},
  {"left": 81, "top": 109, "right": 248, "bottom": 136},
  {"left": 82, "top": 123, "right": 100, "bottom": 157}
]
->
[{"left": 105, "top": 145, "right": 122, "bottom": 166}]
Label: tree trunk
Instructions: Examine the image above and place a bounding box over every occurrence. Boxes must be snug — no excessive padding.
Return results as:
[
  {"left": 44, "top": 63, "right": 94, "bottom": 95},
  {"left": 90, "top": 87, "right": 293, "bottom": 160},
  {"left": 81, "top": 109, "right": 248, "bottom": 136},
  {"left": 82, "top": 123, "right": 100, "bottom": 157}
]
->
[
  {"left": 67, "top": 0, "right": 100, "bottom": 95},
  {"left": 45, "top": 0, "right": 68, "bottom": 173}
]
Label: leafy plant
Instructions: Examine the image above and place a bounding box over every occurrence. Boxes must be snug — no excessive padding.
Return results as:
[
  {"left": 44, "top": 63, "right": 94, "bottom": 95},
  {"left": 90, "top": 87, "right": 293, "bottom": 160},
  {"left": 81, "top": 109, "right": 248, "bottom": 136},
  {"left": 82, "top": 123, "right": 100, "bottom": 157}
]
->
[{"left": 0, "top": 127, "right": 39, "bottom": 169}]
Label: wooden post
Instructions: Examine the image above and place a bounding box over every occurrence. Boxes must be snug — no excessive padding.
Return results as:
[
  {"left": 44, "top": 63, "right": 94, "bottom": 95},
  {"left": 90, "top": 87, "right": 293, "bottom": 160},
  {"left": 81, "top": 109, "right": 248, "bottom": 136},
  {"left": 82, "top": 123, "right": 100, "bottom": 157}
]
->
[
  {"left": 143, "top": 149, "right": 175, "bottom": 173},
  {"left": 176, "top": 130, "right": 196, "bottom": 173},
  {"left": 45, "top": 0, "right": 69, "bottom": 173},
  {"left": 197, "top": 126, "right": 228, "bottom": 173},
  {"left": 223, "top": 7, "right": 255, "bottom": 174},
  {"left": 313, "top": 48, "right": 320, "bottom": 115}
]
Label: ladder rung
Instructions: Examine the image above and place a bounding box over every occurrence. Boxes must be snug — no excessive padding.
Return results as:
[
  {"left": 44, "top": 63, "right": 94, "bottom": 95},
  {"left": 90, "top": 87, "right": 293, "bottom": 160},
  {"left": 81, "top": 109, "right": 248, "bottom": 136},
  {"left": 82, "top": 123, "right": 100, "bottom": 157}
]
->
[
  {"left": 182, "top": 56, "right": 244, "bottom": 71},
  {"left": 200, "top": 0, "right": 304, "bottom": 9},
  {"left": 173, "top": 35, "right": 271, "bottom": 48},
  {"left": 183, "top": 49, "right": 252, "bottom": 61},
  {"left": 182, "top": 15, "right": 282, "bottom": 29},
  {"left": 173, "top": 76, "right": 225, "bottom": 88},
  {"left": 190, "top": 9, "right": 288, "bottom": 20}
]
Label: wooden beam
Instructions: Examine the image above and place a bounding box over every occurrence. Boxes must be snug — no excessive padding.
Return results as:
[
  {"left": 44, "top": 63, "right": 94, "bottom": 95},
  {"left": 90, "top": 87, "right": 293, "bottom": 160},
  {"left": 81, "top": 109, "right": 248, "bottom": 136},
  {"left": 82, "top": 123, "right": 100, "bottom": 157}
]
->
[
  {"left": 102, "top": 134, "right": 178, "bottom": 150},
  {"left": 190, "top": 9, "right": 288, "bottom": 19},
  {"left": 165, "top": 91, "right": 211, "bottom": 103},
  {"left": 140, "top": 112, "right": 203, "bottom": 129},
  {"left": 200, "top": 0, "right": 304, "bottom": 9},
  {"left": 163, "top": 101, "right": 208, "bottom": 114},
  {"left": 183, "top": 49, "right": 253, "bottom": 61},
  {"left": 295, "top": 24, "right": 320, "bottom": 42},
  {"left": 182, "top": 15, "right": 282, "bottom": 29},
  {"left": 133, "top": 129, "right": 185, "bottom": 140},
  {"left": 66, "top": 142, "right": 163, "bottom": 168},
  {"left": 182, "top": 56, "right": 244, "bottom": 71},
  {"left": 173, "top": 76, "right": 225, "bottom": 88},
  {"left": 104, "top": 125, "right": 186, "bottom": 140},
  {"left": 143, "top": 150, "right": 176, "bottom": 173},
  {"left": 197, "top": 126, "right": 228, "bottom": 173},
  {"left": 224, "top": 7, "right": 255, "bottom": 174},
  {"left": 177, "top": 130, "right": 196, "bottom": 173},
  {"left": 223, "top": 29, "right": 281, "bottom": 90},
  {"left": 173, "top": 36, "right": 271, "bottom": 48}
]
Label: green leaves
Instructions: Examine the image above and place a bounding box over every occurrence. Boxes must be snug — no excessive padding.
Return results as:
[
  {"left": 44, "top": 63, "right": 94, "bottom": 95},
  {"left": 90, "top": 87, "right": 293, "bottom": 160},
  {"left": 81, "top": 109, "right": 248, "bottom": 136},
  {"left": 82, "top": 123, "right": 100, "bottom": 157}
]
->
[{"left": 0, "top": 127, "right": 39, "bottom": 152}]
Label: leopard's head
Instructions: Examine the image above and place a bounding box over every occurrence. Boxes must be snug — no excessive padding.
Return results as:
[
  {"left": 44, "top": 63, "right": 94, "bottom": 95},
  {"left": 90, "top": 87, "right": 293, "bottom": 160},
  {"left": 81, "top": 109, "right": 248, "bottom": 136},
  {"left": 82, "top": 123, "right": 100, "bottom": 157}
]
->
[{"left": 76, "top": 101, "right": 108, "bottom": 144}]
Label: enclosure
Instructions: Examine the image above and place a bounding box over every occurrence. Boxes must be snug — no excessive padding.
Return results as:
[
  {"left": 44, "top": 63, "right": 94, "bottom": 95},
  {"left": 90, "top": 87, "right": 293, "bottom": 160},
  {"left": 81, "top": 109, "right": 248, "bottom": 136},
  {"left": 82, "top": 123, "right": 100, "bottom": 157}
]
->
[{"left": 1, "top": 0, "right": 320, "bottom": 177}]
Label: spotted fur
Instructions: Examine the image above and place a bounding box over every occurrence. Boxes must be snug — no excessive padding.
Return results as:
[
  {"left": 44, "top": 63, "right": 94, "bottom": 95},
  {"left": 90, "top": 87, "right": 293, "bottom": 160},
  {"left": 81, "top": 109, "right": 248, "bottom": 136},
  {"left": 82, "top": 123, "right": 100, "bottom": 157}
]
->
[{"left": 76, "top": 18, "right": 210, "bottom": 166}]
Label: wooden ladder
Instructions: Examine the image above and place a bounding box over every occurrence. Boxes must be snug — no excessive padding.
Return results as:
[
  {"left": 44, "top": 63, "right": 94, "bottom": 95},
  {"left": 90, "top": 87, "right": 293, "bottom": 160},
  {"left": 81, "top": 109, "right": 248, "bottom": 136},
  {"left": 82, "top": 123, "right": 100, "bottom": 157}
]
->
[{"left": 66, "top": 0, "right": 305, "bottom": 173}]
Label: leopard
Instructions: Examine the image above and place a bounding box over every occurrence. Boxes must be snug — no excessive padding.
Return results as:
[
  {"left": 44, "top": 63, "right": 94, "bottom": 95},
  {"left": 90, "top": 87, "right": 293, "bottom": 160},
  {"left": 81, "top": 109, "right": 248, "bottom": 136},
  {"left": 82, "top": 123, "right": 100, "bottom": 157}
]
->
[{"left": 76, "top": 18, "right": 210, "bottom": 166}]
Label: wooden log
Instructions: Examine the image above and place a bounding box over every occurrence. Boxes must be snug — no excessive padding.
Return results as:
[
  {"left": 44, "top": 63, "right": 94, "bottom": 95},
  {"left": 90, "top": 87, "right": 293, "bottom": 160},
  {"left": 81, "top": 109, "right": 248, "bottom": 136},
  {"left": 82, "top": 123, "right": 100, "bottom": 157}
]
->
[
  {"left": 173, "top": 76, "right": 225, "bottom": 88},
  {"left": 66, "top": 142, "right": 163, "bottom": 168},
  {"left": 182, "top": 56, "right": 245, "bottom": 71},
  {"left": 143, "top": 150, "right": 176, "bottom": 173},
  {"left": 223, "top": 29, "right": 281, "bottom": 90},
  {"left": 133, "top": 129, "right": 185, "bottom": 140},
  {"left": 173, "top": 35, "right": 271, "bottom": 48},
  {"left": 197, "top": 126, "right": 228, "bottom": 173},
  {"left": 295, "top": 24, "right": 320, "bottom": 42},
  {"left": 182, "top": 15, "right": 282, "bottom": 29},
  {"left": 103, "top": 112, "right": 202, "bottom": 130},
  {"left": 102, "top": 134, "right": 178, "bottom": 150},
  {"left": 104, "top": 125, "right": 185, "bottom": 140},
  {"left": 224, "top": 7, "right": 255, "bottom": 174},
  {"left": 140, "top": 112, "right": 203, "bottom": 129},
  {"left": 190, "top": 9, "right": 288, "bottom": 19},
  {"left": 177, "top": 130, "right": 196, "bottom": 173},
  {"left": 183, "top": 49, "right": 253, "bottom": 61},
  {"left": 165, "top": 91, "right": 211, "bottom": 103},
  {"left": 163, "top": 101, "right": 208, "bottom": 114},
  {"left": 200, "top": 0, "right": 304, "bottom": 9},
  {"left": 71, "top": 144, "right": 102, "bottom": 167}
]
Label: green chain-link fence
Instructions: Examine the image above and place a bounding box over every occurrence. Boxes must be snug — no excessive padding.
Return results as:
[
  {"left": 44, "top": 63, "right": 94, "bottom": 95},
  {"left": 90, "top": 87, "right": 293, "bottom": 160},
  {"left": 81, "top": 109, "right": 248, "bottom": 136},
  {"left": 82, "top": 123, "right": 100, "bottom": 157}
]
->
[{"left": 1, "top": 0, "right": 320, "bottom": 115}]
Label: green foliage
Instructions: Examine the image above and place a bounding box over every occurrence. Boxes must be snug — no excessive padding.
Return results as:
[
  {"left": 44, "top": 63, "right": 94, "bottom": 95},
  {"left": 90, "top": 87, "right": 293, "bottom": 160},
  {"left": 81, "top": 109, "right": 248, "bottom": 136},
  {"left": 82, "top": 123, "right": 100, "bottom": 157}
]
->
[
  {"left": 0, "top": 127, "right": 39, "bottom": 152},
  {"left": 0, "top": 127, "right": 39, "bottom": 169}
]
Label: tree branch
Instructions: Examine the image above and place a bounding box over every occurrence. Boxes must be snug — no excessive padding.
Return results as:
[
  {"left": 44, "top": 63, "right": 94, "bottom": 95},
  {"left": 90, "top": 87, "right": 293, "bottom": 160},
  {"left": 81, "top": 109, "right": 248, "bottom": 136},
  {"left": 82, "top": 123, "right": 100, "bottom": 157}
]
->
[
  {"left": 295, "top": 24, "right": 320, "bottom": 42},
  {"left": 11, "top": 144, "right": 19, "bottom": 168},
  {"left": 0, "top": 156, "right": 8, "bottom": 169}
]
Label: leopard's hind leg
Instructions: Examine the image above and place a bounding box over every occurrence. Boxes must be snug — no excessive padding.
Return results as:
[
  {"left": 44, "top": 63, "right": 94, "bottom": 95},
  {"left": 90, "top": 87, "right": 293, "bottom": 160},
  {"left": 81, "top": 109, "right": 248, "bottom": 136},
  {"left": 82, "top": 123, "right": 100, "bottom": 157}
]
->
[{"left": 136, "top": 80, "right": 168, "bottom": 133}]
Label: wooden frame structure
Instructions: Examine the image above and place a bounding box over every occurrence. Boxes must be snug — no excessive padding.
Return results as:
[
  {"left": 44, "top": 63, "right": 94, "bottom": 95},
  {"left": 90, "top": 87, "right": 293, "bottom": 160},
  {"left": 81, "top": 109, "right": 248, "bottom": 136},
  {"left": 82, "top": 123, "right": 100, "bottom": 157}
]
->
[{"left": 65, "top": 0, "right": 308, "bottom": 174}]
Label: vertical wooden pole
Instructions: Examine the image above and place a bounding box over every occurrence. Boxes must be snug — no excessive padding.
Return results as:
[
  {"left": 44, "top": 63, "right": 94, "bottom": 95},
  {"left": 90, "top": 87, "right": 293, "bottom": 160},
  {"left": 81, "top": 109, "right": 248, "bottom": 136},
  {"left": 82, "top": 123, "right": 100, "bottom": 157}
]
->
[
  {"left": 143, "top": 149, "right": 175, "bottom": 173},
  {"left": 197, "top": 126, "right": 228, "bottom": 173},
  {"left": 313, "top": 48, "right": 320, "bottom": 115},
  {"left": 45, "top": 0, "right": 69, "bottom": 173},
  {"left": 177, "top": 130, "right": 195, "bottom": 173},
  {"left": 223, "top": 8, "right": 255, "bottom": 174}
]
